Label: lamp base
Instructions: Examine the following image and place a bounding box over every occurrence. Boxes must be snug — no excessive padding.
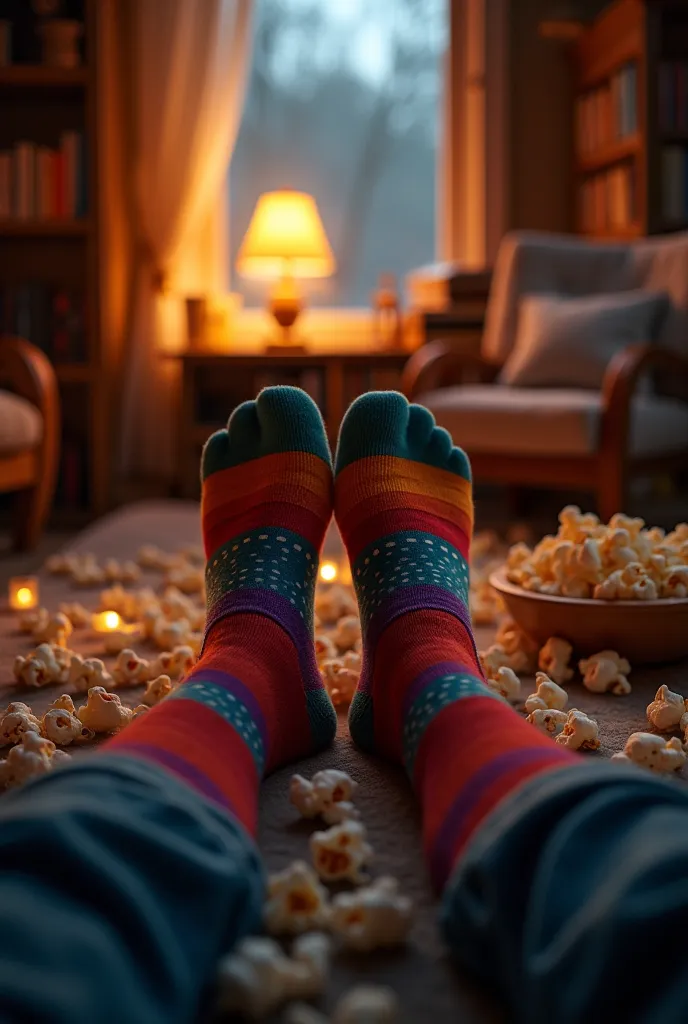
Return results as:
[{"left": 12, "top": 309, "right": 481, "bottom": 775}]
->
[{"left": 268, "top": 273, "right": 303, "bottom": 346}]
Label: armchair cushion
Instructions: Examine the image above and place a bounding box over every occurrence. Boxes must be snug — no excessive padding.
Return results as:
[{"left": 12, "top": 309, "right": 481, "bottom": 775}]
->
[
  {"left": 0, "top": 390, "right": 43, "bottom": 454},
  {"left": 419, "top": 385, "right": 688, "bottom": 458},
  {"left": 499, "top": 290, "right": 669, "bottom": 389}
]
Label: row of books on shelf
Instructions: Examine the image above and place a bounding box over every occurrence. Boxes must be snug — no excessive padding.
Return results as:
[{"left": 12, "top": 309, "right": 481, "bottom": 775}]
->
[
  {"left": 0, "top": 133, "right": 87, "bottom": 221},
  {"left": 575, "top": 63, "right": 637, "bottom": 158},
  {"left": 577, "top": 164, "right": 636, "bottom": 234},
  {"left": 658, "top": 62, "right": 688, "bottom": 134},
  {"left": 55, "top": 440, "right": 90, "bottom": 510},
  {"left": 661, "top": 145, "right": 688, "bottom": 225},
  {"left": 0, "top": 283, "right": 87, "bottom": 362}
]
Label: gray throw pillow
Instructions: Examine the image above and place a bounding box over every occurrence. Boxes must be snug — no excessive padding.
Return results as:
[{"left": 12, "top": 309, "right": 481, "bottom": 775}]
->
[{"left": 499, "top": 290, "right": 670, "bottom": 389}]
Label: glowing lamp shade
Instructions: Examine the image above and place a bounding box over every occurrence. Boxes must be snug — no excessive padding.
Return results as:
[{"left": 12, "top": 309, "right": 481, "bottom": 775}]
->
[
  {"left": 9, "top": 576, "right": 39, "bottom": 610},
  {"left": 237, "top": 190, "right": 335, "bottom": 280}
]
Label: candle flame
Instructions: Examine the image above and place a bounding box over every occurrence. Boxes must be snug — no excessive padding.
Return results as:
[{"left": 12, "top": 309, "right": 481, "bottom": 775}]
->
[
  {"left": 319, "top": 561, "right": 338, "bottom": 582},
  {"left": 16, "top": 587, "right": 33, "bottom": 607},
  {"left": 103, "top": 610, "right": 121, "bottom": 629}
]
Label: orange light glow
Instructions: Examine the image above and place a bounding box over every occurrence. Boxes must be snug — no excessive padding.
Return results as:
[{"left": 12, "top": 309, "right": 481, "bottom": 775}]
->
[
  {"left": 9, "top": 577, "right": 39, "bottom": 610},
  {"left": 319, "top": 561, "right": 338, "bottom": 583},
  {"left": 92, "top": 610, "right": 122, "bottom": 632},
  {"left": 236, "top": 190, "right": 335, "bottom": 279}
]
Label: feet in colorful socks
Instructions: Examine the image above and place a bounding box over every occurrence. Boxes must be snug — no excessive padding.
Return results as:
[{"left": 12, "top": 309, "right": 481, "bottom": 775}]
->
[
  {"left": 334, "top": 392, "right": 576, "bottom": 888},
  {"left": 109, "top": 387, "right": 337, "bottom": 834}
]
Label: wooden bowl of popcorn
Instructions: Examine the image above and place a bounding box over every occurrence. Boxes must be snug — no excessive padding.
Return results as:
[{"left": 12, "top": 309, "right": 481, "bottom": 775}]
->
[{"left": 489, "top": 508, "right": 688, "bottom": 665}]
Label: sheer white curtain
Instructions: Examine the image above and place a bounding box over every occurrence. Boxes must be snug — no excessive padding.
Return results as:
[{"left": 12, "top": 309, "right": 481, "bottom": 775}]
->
[{"left": 120, "top": 0, "right": 253, "bottom": 478}]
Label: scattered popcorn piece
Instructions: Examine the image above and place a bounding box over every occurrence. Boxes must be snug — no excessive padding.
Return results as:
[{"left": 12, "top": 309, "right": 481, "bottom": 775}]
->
[
  {"left": 216, "top": 932, "right": 331, "bottom": 1020},
  {"left": 0, "top": 708, "right": 41, "bottom": 746},
  {"left": 646, "top": 684, "right": 688, "bottom": 732},
  {"left": 310, "top": 820, "right": 372, "bottom": 884},
  {"left": 68, "top": 655, "right": 113, "bottom": 693},
  {"left": 486, "top": 666, "right": 521, "bottom": 702},
  {"left": 314, "top": 634, "right": 337, "bottom": 665},
  {"left": 555, "top": 709, "right": 600, "bottom": 751},
  {"left": 71, "top": 562, "right": 106, "bottom": 586},
  {"left": 470, "top": 581, "right": 500, "bottom": 626},
  {"left": 18, "top": 607, "right": 48, "bottom": 634},
  {"left": 45, "top": 553, "right": 75, "bottom": 574},
  {"left": 538, "top": 637, "right": 573, "bottom": 684},
  {"left": 103, "top": 629, "right": 143, "bottom": 655},
  {"left": 331, "top": 986, "right": 399, "bottom": 1024},
  {"left": 320, "top": 658, "right": 359, "bottom": 707},
  {"left": 315, "top": 585, "right": 356, "bottom": 625},
  {"left": 524, "top": 671, "right": 568, "bottom": 713},
  {"left": 142, "top": 674, "right": 173, "bottom": 707},
  {"left": 112, "top": 649, "right": 152, "bottom": 687},
  {"left": 58, "top": 602, "right": 92, "bottom": 629},
  {"left": 611, "top": 732, "right": 686, "bottom": 773},
  {"left": 579, "top": 651, "right": 632, "bottom": 696},
  {"left": 329, "top": 876, "right": 412, "bottom": 952},
  {"left": 0, "top": 730, "right": 71, "bottom": 789},
  {"left": 479, "top": 643, "right": 511, "bottom": 680},
  {"left": 152, "top": 616, "right": 190, "bottom": 651},
  {"left": 332, "top": 614, "right": 361, "bottom": 652},
  {"left": 290, "top": 769, "right": 359, "bottom": 822},
  {"left": 41, "top": 709, "right": 88, "bottom": 746},
  {"left": 129, "top": 704, "right": 149, "bottom": 722},
  {"left": 32, "top": 611, "right": 73, "bottom": 648},
  {"left": 13, "top": 644, "right": 72, "bottom": 688},
  {"left": 137, "top": 544, "right": 169, "bottom": 570},
  {"left": 264, "top": 860, "right": 330, "bottom": 936},
  {"left": 168, "top": 644, "right": 196, "bottom": 680},
  {"left": 165, "top": 563, "right": 204, "bottom": 595},
  {"left": 77, "top": 687, "right": 131, "bottom": 734},
  {"left": 526, "top": 708, "right": 569, "bottom": 738},
  {"left": 47, "top": 694, "right": 76, "bottom": 714},
  {"left": 494, "top": 618, "right": 538, "bottom": 674},
  {"left": 187, "top": 631, "right": 203, "bottom": 657}
]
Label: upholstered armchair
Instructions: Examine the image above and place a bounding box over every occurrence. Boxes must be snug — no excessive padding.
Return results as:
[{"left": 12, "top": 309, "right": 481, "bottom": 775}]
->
[
  {"left": 402, "top": 231, "right": 688, "bottom": 521},
  {"left": 0, "top": 337, "right": 60, "bottom": 549}
]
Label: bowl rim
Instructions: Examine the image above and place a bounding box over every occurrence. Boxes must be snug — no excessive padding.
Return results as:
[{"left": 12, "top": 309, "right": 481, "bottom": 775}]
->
[{"left": 489, "top": 567, "right": 688, "bottom": 609}]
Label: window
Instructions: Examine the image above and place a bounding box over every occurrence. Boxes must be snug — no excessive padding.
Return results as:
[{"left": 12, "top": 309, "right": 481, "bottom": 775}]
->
[{"left": 229, "top": 0, "right": 447, "bottom": 307}]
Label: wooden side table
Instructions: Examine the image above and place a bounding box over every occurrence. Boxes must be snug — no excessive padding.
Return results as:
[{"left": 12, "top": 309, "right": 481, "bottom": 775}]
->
[{"left": 172, "top": 349, "right": 410, "bottom": 498}]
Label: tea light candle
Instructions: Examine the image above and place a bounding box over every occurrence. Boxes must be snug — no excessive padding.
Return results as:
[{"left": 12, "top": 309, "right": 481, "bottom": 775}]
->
[
  {"left": 92, "top": 610, "right": 122, "bottom": 632},
  {"left": 319, "top": 561, "right": 339, "bottom": 583},
  {"left": 9, "top": 576, "right": 39, "bottom": 611}
]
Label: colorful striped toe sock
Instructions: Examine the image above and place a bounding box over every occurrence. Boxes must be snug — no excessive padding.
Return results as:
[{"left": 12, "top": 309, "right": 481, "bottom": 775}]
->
[
  {"left": 108, "top": 387, "right": 337, "bottom": 835},
  {"left": 334, "top": 392, "right": 576, "bottom": 888}
]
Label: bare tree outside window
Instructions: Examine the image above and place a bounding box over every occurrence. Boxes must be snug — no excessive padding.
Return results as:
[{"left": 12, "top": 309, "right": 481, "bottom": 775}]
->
[{"left": 229, "top": 0, "right": 447, "bottom": 308}]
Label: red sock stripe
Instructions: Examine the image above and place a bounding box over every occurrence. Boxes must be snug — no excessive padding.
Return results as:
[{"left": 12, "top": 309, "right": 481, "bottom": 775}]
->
[
  {"left": 203, "top": 481, "right": 331, "bottom": 538},
  {"left": 201, "top": 615, "right": 315, "bottom": 771},
  {"left": 414, "top": 697, "right": 574, "bottom": 861},
  {"left": 107, "top": 699, "right": 260, "bottom": 832},
  {"left": 344, "top": 507, "right": 470, "bottom": 564},
  {"left": 371, "top": 610, "right": 482, "bottom": 761},
  {"left": 204, "top": 501, "right": 326, "bottom": 555}
]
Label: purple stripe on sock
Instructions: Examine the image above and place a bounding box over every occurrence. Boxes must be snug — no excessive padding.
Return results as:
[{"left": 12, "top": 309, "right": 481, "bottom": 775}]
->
[
  {"left": 113, "top": 742, "right": 236, "bottom": 814},
  {"left": 202, "top": 588, "right": 322, "bottom": 692},
  {"left": 428, "top": 746, "right": 571, "bottom": 887},
  {"left": 181, "top": 667, "right": 268, "bottom": 750},
  {"left": 358, "top": 585, "right": 479, "bottom": 697},
  {"left": 401, "top": 660, "right": 480, "bottom": 718}
]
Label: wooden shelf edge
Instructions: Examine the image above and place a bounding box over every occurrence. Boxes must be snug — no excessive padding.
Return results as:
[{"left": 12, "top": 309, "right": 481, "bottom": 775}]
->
[
  {"left": 576, "top": 134, "right": 641, "bottom": 173},
  {"left": 0, "top": 65, "right": 88, "bottom": 87},
  {"left": 0, "top": 219, "right": 90, "bottom": 237}
]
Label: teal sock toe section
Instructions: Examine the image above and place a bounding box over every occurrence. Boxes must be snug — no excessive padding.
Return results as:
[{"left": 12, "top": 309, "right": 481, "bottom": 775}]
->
[
  {"left": 334, "top": 390, "right": 470, "bottom": 480},
  {"left": 202, "top": 386, "right": 331, "bottom": 479},
  {"left": 306, "top": 690, "right": 338, "bottom": 750},
  {"left": 348, "top": 691, "right": 376, "bottom": 753}
]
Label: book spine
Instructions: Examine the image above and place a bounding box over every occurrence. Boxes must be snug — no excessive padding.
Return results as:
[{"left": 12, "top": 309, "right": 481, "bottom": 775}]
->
[{"left": 60, "top": 131, "right": 77, "bottom": 219}]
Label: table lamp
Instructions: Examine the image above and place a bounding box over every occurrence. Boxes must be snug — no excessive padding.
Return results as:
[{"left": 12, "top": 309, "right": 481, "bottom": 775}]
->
[{"left": 236, "top": 189, "right": 335, "bottom": 346}]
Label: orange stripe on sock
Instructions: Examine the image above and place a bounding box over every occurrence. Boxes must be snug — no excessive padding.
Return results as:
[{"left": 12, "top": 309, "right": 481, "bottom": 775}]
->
[
  {"left": 203, "top": 481, "right": 331, "bottom": 535},
  {"left": 203, "top": 452, "right": 331, "bottom": 515},
  {"left": 336, "top": 456, "right": 472, "bottom": 522}
]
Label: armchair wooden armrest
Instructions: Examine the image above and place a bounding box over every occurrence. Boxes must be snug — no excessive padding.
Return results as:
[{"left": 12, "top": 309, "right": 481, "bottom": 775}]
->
[
  {"left": 597, "top": 342, "right": 688, "bottom": 521},
  {"left": 0, "top": 336, "right": 60, "bottom": 550},
  {"left": 401, "top": 340, "right": 500, "bottom": 400}
]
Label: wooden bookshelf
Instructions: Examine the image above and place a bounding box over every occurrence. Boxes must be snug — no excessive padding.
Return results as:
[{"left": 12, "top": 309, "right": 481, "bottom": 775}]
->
[
  {"left": 573, "top": 0, "right": 688, "bottom": 239},
  {"left": 0, "top": 0, "right": 108, "bottom": 520}
]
